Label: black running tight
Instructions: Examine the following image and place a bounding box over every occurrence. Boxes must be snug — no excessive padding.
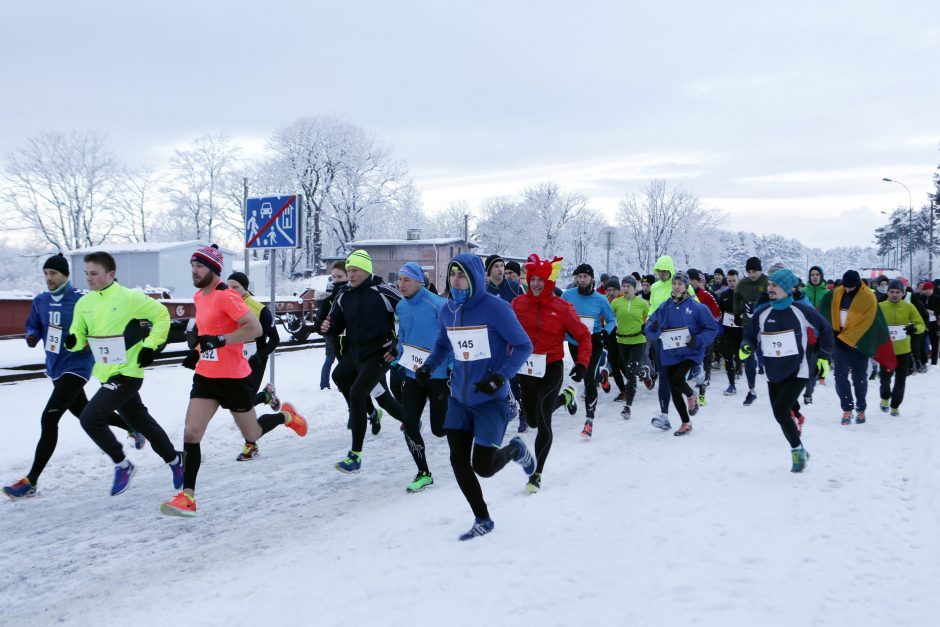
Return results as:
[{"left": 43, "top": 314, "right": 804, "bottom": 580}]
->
[
  {"left": 446, "top": 430, "right": 516, "bottom": 520},
  {"left": 665, "top": 360, "right": 696, "bottom": 424},
  {"left": 767, "top": 377, "right": 807, "bottom": 448},
  {"left": 519, "top": 361, "right": 565, "bottom": 475}
]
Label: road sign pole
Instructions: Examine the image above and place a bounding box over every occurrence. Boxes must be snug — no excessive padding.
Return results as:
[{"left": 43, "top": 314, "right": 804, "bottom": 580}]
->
[
  {"left": 269, "top": 250, "right": 276, "bottom": 385},
  {"left": 243, "top": 177, "right": 249, "bottom": 277}
]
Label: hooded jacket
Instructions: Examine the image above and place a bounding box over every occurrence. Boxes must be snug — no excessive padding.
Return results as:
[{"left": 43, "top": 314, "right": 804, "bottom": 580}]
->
[
  {"left": 800, "top": 266, "right": 828, "bottom": 309},
  {"left": 396, "top": 286, "right": 450, "bottom": 379},
  {"left": 645, "top": 293, "right": 719, "bottom": 367},
  {"left": 513, "top": 285, "right": 591, "bottom": 368},
  {"left": 649, "top": 255, "right": 696, "bottom": 314},
  {"left": 425, "top": 253, "right": 532, "bottom": 406}
]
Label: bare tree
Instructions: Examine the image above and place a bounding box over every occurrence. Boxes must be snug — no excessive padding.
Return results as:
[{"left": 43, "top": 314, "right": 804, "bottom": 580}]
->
[
  {"left": 429, "top": 200, "right": 471, "bottom": 239},
  {"left": 1, "top": 130, "right": 120, "bottom": 250},
  {"left": 474, "top": 196, "right": 524, "bottom": 255},
  {"left": 520, "top": 182, "right": 588, "bottom": 252},
  {"left": 618, "top": 180, "right": 722, "bottom": 271},
  {"left": 164, "top": 133, "right": 242, "bottom": 242},
  {"left": 113, "top": 167, "right": 163, "bottom": 242}
]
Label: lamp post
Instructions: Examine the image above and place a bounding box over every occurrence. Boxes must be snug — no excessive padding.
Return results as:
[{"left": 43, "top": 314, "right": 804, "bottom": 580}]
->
[{"left": 882, "top": 177, "right": 913, "bottom": 281}]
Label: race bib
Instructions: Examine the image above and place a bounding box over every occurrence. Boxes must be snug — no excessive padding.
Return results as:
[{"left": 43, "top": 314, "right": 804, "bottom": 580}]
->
[
  {"left": 518, "top": 353, "right": 547, "bottom": 378},
  {"left": 400, "top": 343, "right": 431, "bottom": 372},
  {"left": 722, "top": 313, "right": 738, "bottom": 328},
  {"left": 839, "top": 309, "right": 848, "bottom": 327},
  {"left": 662, "top": 327, "right": 690, "bottom": 350},
  {"left": 930, "top": 311, "right": 937, "bottom": 323},
  {"left": 200, "top": 348, "right": 219, "bottom": 362},
  {"left": 761, "top": 329, "right": 799, "bottom": 358},
  {"left": 88, "top": 336, "right": 127, "bottom": 365},
  {"left": 242, "top": 343, "right": 258, "bottom": 360},
  {"left": 888, "top": 325, "right": 908, "bottom": 342},
  {"left": 447, "top": 325, "right": 491, "bottom": 361},
  {"left": 370, "top": 382, "right": 386, "bottom": 398},
  {"left": 579, "top": 315, "right": 595, "bottom": 335},
  {"left": 46, "top": 325, "right": 63, "bottom": 354}
]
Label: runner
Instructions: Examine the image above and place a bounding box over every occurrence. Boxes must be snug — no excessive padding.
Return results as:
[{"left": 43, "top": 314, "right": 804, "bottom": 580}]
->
[
  {"left": 688, "top": 268, "right": 720, "bottom": 402},
  {"left": 64, "top": 251, "right": 183, "bottom": 496},
  {"left": 800, "top": 265, "right": 828, "bottom": 404},
  {"left": 921, "top": 281, "right": 940, "bottom": 365},
  {"left": 817, "top": 270, "right": 897, "bottom": 425},
  {"left": 416, "top": 253, "right": 535, "bottom": 540},
  {"left": 878, "top": 279, "right": 925, "bottom": 416},
  {"left": 511, "top": 254, "right": 586, "bottom": 492},
  {"left": 321, "top": 249, "right": 406, "bottom": 473},
  {"left": 3, "top": 254, "right": 144, "bottom": 499},
  {"left": 504, "top": 260, "right": 525, "bottom": 291},
  {"left": 316, "top": 261, "right": 348, "bottom": 390},
  {"left": 160, "top": 246, "right": 307, "bottom": 516},
  {"left": 391, "top": 262, "right": 450, "bottom": 492},
  {"left": 734, "top": 257, "right": 768, "bottom": 406},
  {"left": 603, "top": 278, "right": 628, "bottom": 401},
  {"left": 717, "top": 269, "right": 742, "bottom": 395},
  {"left": 611, "top": 275, "right": 651, "bottom": 418},
  {"left": 484, "top": 254, "right": 524, "bottom": 302},
  {"left": 561, "top": 263, "right": 616, "bottom": 438},
  {"left": 645, "top": 272, "right": 718, "bottom": 435},
  {"left": 740, "top": 269, "right": 834, "bottom": 472}
]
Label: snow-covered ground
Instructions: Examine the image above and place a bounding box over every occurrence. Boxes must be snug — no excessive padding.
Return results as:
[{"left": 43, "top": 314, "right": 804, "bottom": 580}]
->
[{"left": 2, "top": 347, "right": 938, "bottom": 627}]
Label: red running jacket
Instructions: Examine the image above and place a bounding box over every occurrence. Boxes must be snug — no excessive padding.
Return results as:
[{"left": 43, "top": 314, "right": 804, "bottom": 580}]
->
[{"left": 513, "top": 291, "right": 592, "bottom": 367}]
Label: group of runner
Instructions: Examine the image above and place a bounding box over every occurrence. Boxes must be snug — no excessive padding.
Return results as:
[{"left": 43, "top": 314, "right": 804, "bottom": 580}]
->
[{"left": 5, "top": 245, "right": 939, "bottom": 540}]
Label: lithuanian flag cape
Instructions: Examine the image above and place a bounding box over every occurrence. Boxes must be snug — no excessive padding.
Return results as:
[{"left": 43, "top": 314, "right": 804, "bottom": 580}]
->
[{"left": 819, "top": 284, "right": 897, "bottom": 371}]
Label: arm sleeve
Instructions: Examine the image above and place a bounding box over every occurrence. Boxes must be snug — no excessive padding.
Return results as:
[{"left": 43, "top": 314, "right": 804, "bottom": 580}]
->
[
  {"left": 68, "top": 297, "right": 89, "bottom": 351},
  {"left": 600, "top": 297, "right": 617, "bottom": 333},
  {"left": 644, "top": 306, "right": 665, "bottom": 342},
  {"left": 325, "top": 294, "right": 347, "bottom": 337},
  {"left": 564, "top": 302, "right": 593, "bottom": 366},
  {"left": 695, "top": 303, "right": 719, "bottom": 347},
  {"left": 494, "top": 301, "right": 532, "bottom": 381},
  {"left": 733, "top": 289, "right": 743, "bottom": 316},
  {"left": 260, "top": 307, "right": 280, "bottom": 354},
  {"left": 26, "top": 300, "right": 42, "bottom": 338},
  {"left": 910, "top": 303, "right": 927, "bottom": 335},
  {"left": 804, "top": 305, "right": 834, "bottom": 358},
  {"left": 132, "top": 291, "right": 171, "bottom": 348},
  {"left": 424, "top": 314, "right": 453, "bottom": 371},
  {"left": 742, "top": 311, "right": 760, "bottom": 350}
]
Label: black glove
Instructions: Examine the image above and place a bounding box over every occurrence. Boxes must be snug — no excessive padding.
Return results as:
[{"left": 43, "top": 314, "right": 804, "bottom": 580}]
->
[
  {"left": 415, "top": 364, "right": 432, "bottom": 387},
  {"left": 733, "top": 314, "right": 742, "bottom": 327},
  {"left": 648, "top": 320, "right": 660, "bottom": 333},
  {"left": 137, "top": 347, "right": 154, "bottom": 368},
  {"left": 248, "top": 353, "right": 261, "bottom": 369},
  {"left": 64, "top": 333, "right": 77, "bottom": 350},
  {"left": 904, "top": 324, "right": 917, "bottom": 336},
  {"left": 181, "top": 349, "right": 199, "bottom": 370},
  {"left": 25, "top": 335, "right": 38, "bottom": 348},
  {"left": 197, "top": 335, "right": 226, "bottom": 351},
  {"left": 686, "top": 334, "right": 698, "bottom": 348},
  {"left": 600, "top": 329, "right": 609, "bottom": 342},
  {"left": 569, "top": 363, "right": 587, "bottom": 382},
  {"left": 473, "top": 373, "right": 505, "bottom": 395}
]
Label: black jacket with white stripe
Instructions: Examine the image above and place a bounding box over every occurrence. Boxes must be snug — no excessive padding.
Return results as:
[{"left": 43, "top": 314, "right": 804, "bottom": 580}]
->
[{"left": 324, "top": 274, "right": 401, "bottom": 354}]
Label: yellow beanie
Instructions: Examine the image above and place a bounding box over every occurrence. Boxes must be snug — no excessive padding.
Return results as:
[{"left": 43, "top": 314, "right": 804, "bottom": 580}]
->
[{"left": 346, "top": 249, "right": 373, "bottom": 274}]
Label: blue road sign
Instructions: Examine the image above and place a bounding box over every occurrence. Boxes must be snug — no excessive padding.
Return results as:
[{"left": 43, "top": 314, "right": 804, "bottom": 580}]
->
[{"left": 245, "top": 194, "right": 302, "bottom": 249}]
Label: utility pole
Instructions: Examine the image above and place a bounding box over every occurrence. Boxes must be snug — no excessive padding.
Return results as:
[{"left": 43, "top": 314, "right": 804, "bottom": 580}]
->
[{"left": 243, "top": 177, "right": 249, "bottom": 277}]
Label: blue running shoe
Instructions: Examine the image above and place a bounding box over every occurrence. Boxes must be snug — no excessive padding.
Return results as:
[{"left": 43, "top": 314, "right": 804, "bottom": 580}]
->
[
  {"left": 127, "top": 431, "right": 147, "bottom": 450},
  {"left": 335, "top": 450, "right": 362, "bottom": 474},
  {"left": 3, "top": 478, "right": 36, "bottom": 499},
  {"left": 111, "top": 461, "right": 136, "bottom": 496},
  {"left": 169, "top": 452, "right": 184, "bottom": 490},
  {"left": 743, "top": 391, "right": 757, "bottom": 406},
  {"left": 510, "top": 436, "right": 537, "bottom": 475},
  {"left": 459, "top": 517, "right": 495, "bottom": 541},
  {"left": 723, "top": 385, "right": 736, "bottom": 396}
]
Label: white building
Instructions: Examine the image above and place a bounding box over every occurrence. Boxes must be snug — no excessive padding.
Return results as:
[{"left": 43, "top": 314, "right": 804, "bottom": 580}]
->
[{"left": 67, "top": 241, "right": 239, "bottom": 297}]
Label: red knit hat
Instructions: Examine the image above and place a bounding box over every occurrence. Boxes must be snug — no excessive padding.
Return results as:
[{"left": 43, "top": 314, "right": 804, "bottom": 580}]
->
[
  {"left": 191, "top": 244, "right": 223, "bottom": 275},
  {"left": 924, "top": 281, "right": 935, "bottom": 291}
]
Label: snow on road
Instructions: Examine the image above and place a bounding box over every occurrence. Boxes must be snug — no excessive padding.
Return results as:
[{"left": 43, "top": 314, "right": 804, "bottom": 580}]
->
[{"left": 1, "top": 347, "right": 938, "bottom": 627}]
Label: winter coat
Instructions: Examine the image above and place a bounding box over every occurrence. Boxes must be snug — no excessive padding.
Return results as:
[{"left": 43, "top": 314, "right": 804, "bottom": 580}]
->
[
  {"left": 425, "top": 253, "right": 532, "bottom": 406},
  {"left": 324, "top": 274, "right": 401, "bottom": 356},
  {"left": 645, "top": 293, "right": 719, "bottom": 367},
  {"left": 879, "top": 299, "right": 926, "bottom": 356},
  {"left": 486, "top": 279, "right": 524, "bottom": 303},
  {"left": 742, "top": 300, "right": 834, "bottom": 382},
  {"left": 649, "top": 255, "right": 696, "bottom": 314},
  {"left": 513, "top": 289, "right": 591, "bottom": 367}
]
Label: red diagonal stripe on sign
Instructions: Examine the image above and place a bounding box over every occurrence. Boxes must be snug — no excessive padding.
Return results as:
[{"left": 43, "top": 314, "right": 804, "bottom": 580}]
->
[{"left": 247, "top": 195, "right": 296, "bottom": 247}]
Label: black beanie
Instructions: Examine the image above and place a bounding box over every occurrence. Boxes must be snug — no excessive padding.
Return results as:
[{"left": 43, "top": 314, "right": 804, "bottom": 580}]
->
[
  {"left": 605, "top": 278, "right": 620, "bottom": 291},
  {"left": 687, "top": 268, "right": 704, "bottom": 282},
  {"left": 745, "top": 257, "right": 762, "bottom": 272},
  {"left": 228, "top": 271, "right": 250, "bottom": 291},
  {"left": 484, "top": 254, "right": 504, "bottom": 274},
  {"left": 842, "top": 270, "right": 861, "bottom": 289},
  {"left": 713, "top": 268, "right": 724, "bottom": 276},
  {"left": 573, "top": 263, "right": 595, "bottom": 278},
  {"left": 43, "top": 253, "right": 69, "bottom": 276},
  {"left": 504, "top": 260, "right": 521, "bottom": 275},
  {"left": 888, "top": 279, "right": 904, "bottom": 291}
]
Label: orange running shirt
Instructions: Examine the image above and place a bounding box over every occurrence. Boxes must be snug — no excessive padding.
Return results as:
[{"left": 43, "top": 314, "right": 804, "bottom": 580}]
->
[{"left": 194, "top": 286, "right": 252, "bottom": 379}]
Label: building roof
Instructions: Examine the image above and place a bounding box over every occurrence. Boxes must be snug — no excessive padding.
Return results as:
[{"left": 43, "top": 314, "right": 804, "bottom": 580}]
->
[
  {"left": 67, "top": 240, "right": 239, "bottom": 256},
  {"left": 346, "top": 238, "right": 474, "bottom": 247}
]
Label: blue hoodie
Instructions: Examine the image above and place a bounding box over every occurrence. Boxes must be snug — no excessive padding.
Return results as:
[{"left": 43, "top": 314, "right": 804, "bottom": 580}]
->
[
  {"left": 645, "top": 293, "right": 719, "bottom": 367},
  {"left": 396, "top": 285, "right": 450, "bottom": 380},
  {"left": 26, "top": 283, "right": 94, "bottom": 380},
  {"left": 425, "top": 253, "right": 533, "bottom": 406}
]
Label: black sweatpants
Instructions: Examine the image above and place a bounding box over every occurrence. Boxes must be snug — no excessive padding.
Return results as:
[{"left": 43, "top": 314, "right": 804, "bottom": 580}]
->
[
  {"left": 27, "top": 373, "right": 133, "bottom": 484},
  {"left": 767, "top": 377, "right": 807, "bottom": 448},
  {"left": 567, "top": 334, "right": 604, "bottom": 418},
  {"left": 80, "top": 375, "right": 177, "bottom": 464},
  {"left": 519, "top": 361, "right": 565, "bottom": 476},
  {"left": 665, "top": 360, "right": 696, "bottom": 424},
  {"left": 606, "top": 329, "right": 626, "bottom": 394},
  {"left": 446, "top": 429, "right": 517, "bottom": 520},
  {"left": 333, "top": 347, "right": 404, "bottom": 452},
  {"left": 401, "top": 377, "right": 449, "bottom": 473},
  {"left": 617, "top": 343, "right": 647, "bottom": 407},
  {"left": 879, "top": 352, "right": 910, "bottom": 410},
  {"left": 721, "top": 327, "right": 743, "bottom": 386}
]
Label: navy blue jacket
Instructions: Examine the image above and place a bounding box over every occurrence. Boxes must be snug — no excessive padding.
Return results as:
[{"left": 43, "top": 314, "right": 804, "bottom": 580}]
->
[
  {"left": 743, "top": 300, "right": 834, "bottom": 382},
  {"left": 645, "top": 293, "right": 719, "bottom": 367},
  {"left": 487, "top": 278, "right": 524, "bottom": 303},
  {"left": 26, "top": 283, "right": 94, "bottom": 380}
]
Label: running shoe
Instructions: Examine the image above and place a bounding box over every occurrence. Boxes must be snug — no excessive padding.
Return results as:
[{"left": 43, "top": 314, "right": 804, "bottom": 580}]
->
[
  {"left": 621, "top": 405, "right": 632, "bottom": 419},
  {"left": 674, "top": 424, "right": 693, "bottom": 437},
  {"left": 263, "top": 383, "right": 281, "bottom": 412},
  {"left": 281, "top": 402, "right": 308, "bottom": 437},
  {"left": 3, "top": 478, "right": 36, "bottom": 499},
  {"left": 790, "top": 446, "right": 809, "bottom": 473},
  {"left": 335, "top": 450, "right": 362, "bottom": 474},
  {"left": 581, "top": 419, "right": 593, "bottom": 439},
  {"left": 723, "top": 385, "right": 737, "bottom": 396},
  {"left": 599, "top": 368, "right": 611, "bottom": 393},
  {"left": 406, "top": 471, "right": 433, "bottom": 493},
  {"left": 855, "top": 411, "right": 866, "bottom": 425},
  {"left": 880, "top": 399, "right": 890, "bottom": 414},
  {"left": 890, "top": 408, "right": 900, "bottom": 417},
  {"left": 868, "top": 369, "right": 878, "bottom": 381},
  {"left": 840, "top": 411, "right": 852, "bottom": 426},
  {"left": 458, "top": 517, "right": 494, "bottom": 541},
  {"left": 803, "top": 394, "right": 813, "bottom": 405},
  {"left": 651, "top": 413, "right": 671, "bottom": 431},
  {"left": 111, "top": 461, "right": 136, "bottom": 496},
  {"left": 743, "top": 391, "right": 757, "bottom": 406},
  {"left": 127, "top": 431, "right": 147, "bottom": 450},
  {"left": 758, "top": 367, "right": 765, "bottom": 375},
  {"left": 687, "top": 395, "right": 699, "bottom": 417},
  {"left": 526, "top": 473, "right": 541, "bottom": 494},
  {"left": 641, "top": 366, "right": 654, "bottom": 390},
  {"left": 169, "top": 452, "right": 184, "bottom": 489},
  {"left": 510, "top": 436, "right": 537, "bottom": 474},
  {"left": 160, "top": 491, "right": 197, "bottom": 517},
  {"left": 613, "top": 391, "right": 626, "bottom": 402},
  {"left": 517, "top": 418, "right": 528, "bottom": 433},
  {"left": 562, "top": 386, "right": 578, "bottom": 416},
  {"left": 236, "top": 442, "right": 259, "bottom": 461},
  {"left": 697, "top": 384, "right": 707, "bottom": 407},
  {"left": 368, "top": 408, "right": 383, "bottom": 436}
]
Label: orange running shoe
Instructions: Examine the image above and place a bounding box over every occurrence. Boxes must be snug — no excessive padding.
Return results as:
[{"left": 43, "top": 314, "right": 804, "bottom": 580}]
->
[
  {"left": 161, "top": 491, "right": 197, "bottom": 517},
  {"left": 281, "top": 402, "right": 308, "bottom": 437}
]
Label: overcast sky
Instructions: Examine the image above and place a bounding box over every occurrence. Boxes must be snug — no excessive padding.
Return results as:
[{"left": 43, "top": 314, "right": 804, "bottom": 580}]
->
[{"left": 2, "top": 0, "right": 938, "bottom": 249}]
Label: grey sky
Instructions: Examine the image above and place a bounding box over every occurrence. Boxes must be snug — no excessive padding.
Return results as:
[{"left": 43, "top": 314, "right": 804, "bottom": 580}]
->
[{"left": 2, "top": 0, "right": 938, "bottom": 250}]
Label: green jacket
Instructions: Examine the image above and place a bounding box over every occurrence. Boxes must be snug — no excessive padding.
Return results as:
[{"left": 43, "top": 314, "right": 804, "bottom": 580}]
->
[
  {"left": 734, "top": 273, "right": 768, "bottom": 323},
  {"left": 801, "top": 283, "right": 828, "bottom": 309},
  {"left": 649, "top": 255, "right": 696, "bottom": 314},
  {"left": 611, "top": 295, "right": 649, "bottom": 345},
  {"left": 68, "top": 281, "right": 171, "bottom": 382},
  {"left": 878, "top": 299, "right": 926, "bottom": 356}
]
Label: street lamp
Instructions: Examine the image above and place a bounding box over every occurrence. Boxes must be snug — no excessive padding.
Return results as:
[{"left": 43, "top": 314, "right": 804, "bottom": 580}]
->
[{"left": 883, "top": 177, "right": 913, "bottom": 282}]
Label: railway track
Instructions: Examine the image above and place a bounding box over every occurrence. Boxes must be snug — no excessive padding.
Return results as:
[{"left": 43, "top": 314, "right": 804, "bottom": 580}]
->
[{"left": 0, "top": 338, "right": 324, "bottom": 385}]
